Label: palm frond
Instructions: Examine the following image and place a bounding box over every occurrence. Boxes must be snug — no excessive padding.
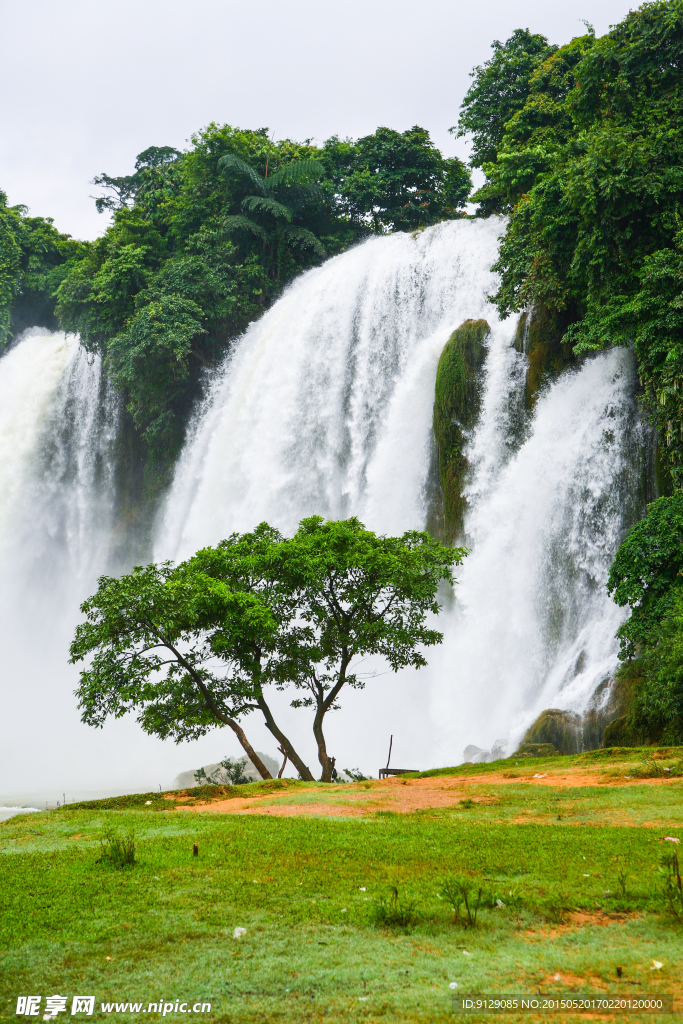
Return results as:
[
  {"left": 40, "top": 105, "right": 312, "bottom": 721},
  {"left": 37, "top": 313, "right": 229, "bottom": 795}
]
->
[
  {"left": 242, "top": 195, "right": 292, "bottom": 221},
  {"left": 221, "top": 214, "right": 268, "bottom": 239},
  {"left": 218, "top": 154, "right": 266, "bottom": 195},
  {"left": 282, "top": 225, "right": 326, "bottom": 256},
  {"left": 267, "top": 159, "right": 325, "bottom": 189}
]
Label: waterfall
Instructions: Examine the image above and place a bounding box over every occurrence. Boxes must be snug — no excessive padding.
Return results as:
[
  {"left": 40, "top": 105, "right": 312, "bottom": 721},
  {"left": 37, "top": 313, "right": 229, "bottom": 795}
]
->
[
  {"left": 158, "top": 218, "right": 649, "bottom": 769},
  {"left": 0, "top": 331, "right": 118, "bottom": 597},
  {"left": 0, "top": 331, "right": 121, "bottom": 797},
  {"left": 430, "top": 344, "right": 646, "bottom": 759},
  {"left": 0, "top": 220, "right": 650, "bottom": 791},
  {"left": 158, "top": 218, "right": 512, "bottom": 554}
]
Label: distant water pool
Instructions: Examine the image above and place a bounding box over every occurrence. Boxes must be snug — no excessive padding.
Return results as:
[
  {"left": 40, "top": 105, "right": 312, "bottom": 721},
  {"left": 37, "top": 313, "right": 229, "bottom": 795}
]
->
[{"left": 0, "top": 806, "right": 40, "bottom": 822}]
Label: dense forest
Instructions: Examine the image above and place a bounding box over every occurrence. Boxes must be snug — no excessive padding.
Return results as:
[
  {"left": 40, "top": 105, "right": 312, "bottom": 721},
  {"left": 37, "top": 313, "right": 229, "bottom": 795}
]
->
[
  {"left": 2, "top": 0, "right": 683, "bottom": 746},
  {"left": 0, "top": 127, "right": 470, "bottom": 469}
]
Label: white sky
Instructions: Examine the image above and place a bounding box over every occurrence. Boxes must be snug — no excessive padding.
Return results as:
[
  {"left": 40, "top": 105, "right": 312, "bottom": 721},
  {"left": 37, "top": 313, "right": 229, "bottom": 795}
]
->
[{"left": 2, "top": 0, "right": 635, "bottom": 241}]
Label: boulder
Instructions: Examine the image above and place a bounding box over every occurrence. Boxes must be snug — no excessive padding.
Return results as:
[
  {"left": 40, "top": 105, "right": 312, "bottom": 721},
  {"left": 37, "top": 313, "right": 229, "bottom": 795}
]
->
[
  {"left": 173, "top": 751, "right": 280, "bottom": 789},
  {"left": 520, "top": 709, "right": 582, "bottom": 755}
]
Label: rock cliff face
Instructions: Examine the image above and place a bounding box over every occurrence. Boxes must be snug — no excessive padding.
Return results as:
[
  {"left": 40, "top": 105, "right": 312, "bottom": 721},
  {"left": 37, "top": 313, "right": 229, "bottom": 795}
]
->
[
  {"left": 514, "top": 308, "right": 574, "bottom": 409},
  {"left": 431, "top": 318, "right": 490, "bottom": 543},
  {"left": 172, "top": 752, "right": 280, "bottom": 788}
]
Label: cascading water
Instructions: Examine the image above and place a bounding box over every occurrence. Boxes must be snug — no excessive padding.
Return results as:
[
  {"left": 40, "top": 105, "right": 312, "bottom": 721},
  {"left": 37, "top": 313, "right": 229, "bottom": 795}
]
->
[
  {"left": 0, "top": 331, "right": 123, "bottom": 798},
  {"left": 158, "top": 218, "right": 650, "bottom": 769},
  {"left": 158, "top": 218, "right": 513, "bottom": 553},
  {"left": 0, "top": 219, "right": 652, "bottom": 794},
  {"left": 430, "top": 344, "right": 648, "bottom": 759}
]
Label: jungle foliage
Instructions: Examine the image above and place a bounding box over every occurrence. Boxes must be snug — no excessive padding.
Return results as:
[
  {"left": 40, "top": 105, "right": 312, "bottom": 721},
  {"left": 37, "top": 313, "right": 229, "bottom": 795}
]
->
[
  {"left": 70, "top": 517, "right": 463, "bottom": 783},
  {"left": 452, "top": 1, "right": 683, "bottom": 745},
  {"left": 608, "top": 494, "right": 683, "bottom": 744},
  {"left": 0, "top": 190, "right": 86, "bottom": 346},
  {"left": 1, "top": 126, "right": 470, "bottom": 469},
  {"left": 456, "top": 1, "right": 683, "bottom": 491}
]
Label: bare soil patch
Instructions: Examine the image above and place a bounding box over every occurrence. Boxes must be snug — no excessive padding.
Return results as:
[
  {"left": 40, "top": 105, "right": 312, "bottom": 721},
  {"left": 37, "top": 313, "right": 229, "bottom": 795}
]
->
[{"left": 170, "top": 762, "right": 681, "bottom": 818}]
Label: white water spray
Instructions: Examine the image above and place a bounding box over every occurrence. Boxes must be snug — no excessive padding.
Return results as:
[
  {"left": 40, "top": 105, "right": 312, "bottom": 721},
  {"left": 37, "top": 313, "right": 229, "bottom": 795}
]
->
[
  {"left": 158, "top": 218, "right": 512, "bottom": 554},
  {"left": 159, "top": 218, "right": 649, "bottom": 768},
  {"left": 0, "top": 332, "right": 124, "bottom": 797},
  {"left": 431, "top": 344, "right": 646, "bottom": 759},
  {"left": 0, "top": 220, "right": 650, "bottom": 790}
]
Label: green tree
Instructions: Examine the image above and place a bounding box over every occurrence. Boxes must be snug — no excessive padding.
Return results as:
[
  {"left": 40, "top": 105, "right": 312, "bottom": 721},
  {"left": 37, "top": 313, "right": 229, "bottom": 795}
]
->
[
  {"left": 262, "top": 517, "right": 464, "bottom": 780},
  {"left": 218, "top": 153, "right": 326, "bottom": 282},
  {"left": 608, "top": 493, "right": 683, "bottom": 659},
  {"left": 0, "top": 190, "right": 86, "bottom": 345},
  {"left": 0, "top": 192, "right": 22, "bottom": 344},
  {"left": 322, "top": 127, "right": 471, "bottom": 232},
  {"left": 454, "top": 28, "right": 555, "bottom": 188},
  {"left": 70, "top": 519, "right": 462, "bottom": 783},
  {"left": 479, "top": 1, "right": 683, "bottom": 487}
]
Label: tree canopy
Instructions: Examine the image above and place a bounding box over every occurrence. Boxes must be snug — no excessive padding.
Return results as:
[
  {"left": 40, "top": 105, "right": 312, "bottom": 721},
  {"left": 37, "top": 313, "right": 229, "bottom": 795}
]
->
[
  {"left": 1, "top": 124, "right": 470, "bottom": 476},
  {"left": 608, "top": 494, "right": 683, "bottom": 743},
  {"left": 70, "top": 518, "right": 464, "bottom": 782},
  {"left": 455, "top": 0, "right": 683, "bottom": 488}
]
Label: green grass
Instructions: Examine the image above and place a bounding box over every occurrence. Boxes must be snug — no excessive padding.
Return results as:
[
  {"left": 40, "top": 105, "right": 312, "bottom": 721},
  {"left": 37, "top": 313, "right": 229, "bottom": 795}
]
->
[{"left": 1, "top": 755, "right": 681, "bottom": 1022}]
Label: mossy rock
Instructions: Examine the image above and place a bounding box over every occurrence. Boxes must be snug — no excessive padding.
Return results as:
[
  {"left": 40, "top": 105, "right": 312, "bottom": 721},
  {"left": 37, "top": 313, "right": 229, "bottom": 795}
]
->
[
  {"left": 430, "top": 318, "right": 490, "bottom": 542},
  {"left": 521, "top": 708, "right": 582, "bottom": 755},
  {"left": 515, "top": 743, "right": 559, "bottom": 758},
  {"left": 515, "top": 307, "right": 574, "bottom": 409}
]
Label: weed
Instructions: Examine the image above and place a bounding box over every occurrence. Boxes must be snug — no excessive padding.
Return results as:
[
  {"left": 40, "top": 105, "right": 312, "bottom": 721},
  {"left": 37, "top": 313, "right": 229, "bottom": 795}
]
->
[
  {"left": 459, "top": 799, "right": 475, "bottom": 808},
  {"left": 658, "top": 851, "right": 683, "bottom": 924},
  {"left": 438, "top": 875, "right": 483, "bottom": 927},
  {"left": 615, "top": 855, "right": 628, "bottom": 896},
  {"left": 372, "top": 883, "right": 419, "bottom": 929},
  {"left": 97, "top": 826, "right": 135, "bottom": 869},
  {"left": 343, "top": 768, "right": 369, "bottom": 782}
]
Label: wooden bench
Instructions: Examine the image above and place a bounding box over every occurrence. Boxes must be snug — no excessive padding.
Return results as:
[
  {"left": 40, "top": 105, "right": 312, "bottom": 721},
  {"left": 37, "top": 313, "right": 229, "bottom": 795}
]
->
[{"left": 378, "top": 768, "right": 418, "bottom": 778}]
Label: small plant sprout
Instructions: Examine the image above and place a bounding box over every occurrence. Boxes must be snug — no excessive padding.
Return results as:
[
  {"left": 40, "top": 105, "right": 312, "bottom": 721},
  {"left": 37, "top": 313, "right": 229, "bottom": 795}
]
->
[
  {"left": 372, "top": 882, "right": 418, "bottom": 929},
  {"left": 615, "top": 855, "right": 627, "bottom": 896},
  {"left": 438, "top": 875, "right": 483, "bottom": 927},
  {"left": 658, "top": 849, "right": 683, "bottom": 924},
  {"left": 97, "top": 826, "right": 135, "bottom": 869}
]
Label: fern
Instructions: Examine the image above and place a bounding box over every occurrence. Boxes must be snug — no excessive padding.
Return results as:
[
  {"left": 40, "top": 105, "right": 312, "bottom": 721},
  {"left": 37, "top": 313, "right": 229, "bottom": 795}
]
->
[
  {"left": 242, "top": 196, "right": 292, "bottom": 221},
  {"left": 283, "top": 225, "right": 326, "bottom": 256},
  {"left": 222, "top": 214, "right": 268, "bottom": 239},
  {"left": 218, "top": 154, "right": 265, "bottom": 194}
]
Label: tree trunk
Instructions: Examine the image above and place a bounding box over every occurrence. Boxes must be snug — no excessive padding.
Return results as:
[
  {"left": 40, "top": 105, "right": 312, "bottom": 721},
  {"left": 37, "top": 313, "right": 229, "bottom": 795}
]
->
[
  {"left": 255, "top": 694, "right": 314, "bottom": 781},
  {"left": 313, "top": 702, "right": 333, "bottom": 782},
  {"left": 221, "top": 716, "right": 273, "bottom": 780}
]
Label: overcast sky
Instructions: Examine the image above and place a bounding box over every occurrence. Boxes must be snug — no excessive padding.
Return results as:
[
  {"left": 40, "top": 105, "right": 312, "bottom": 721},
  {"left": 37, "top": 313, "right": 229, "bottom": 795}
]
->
[{"left": 2, "top": 0, "right": 635, "bottom": 241}]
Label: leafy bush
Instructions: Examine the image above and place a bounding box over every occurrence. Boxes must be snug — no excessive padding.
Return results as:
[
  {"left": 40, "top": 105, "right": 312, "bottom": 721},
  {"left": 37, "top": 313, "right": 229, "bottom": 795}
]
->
[{"left": 195, "top": 757, "right": 251, "bottom": 786}]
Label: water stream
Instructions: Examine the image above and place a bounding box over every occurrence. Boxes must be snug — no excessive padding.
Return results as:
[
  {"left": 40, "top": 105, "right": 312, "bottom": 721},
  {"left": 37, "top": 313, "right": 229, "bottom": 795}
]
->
[{"left": 0, "top": 221, "right": 651, "bottom": 788}]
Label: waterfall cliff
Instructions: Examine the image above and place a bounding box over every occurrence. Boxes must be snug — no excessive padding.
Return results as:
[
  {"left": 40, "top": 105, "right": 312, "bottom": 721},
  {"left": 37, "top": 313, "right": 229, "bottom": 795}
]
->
[
  {"left": 0, "top": 222, "right": 651, "bottom": 789},
  {"left": 158, "top": 218, "right": 649, "bottom": 765}
]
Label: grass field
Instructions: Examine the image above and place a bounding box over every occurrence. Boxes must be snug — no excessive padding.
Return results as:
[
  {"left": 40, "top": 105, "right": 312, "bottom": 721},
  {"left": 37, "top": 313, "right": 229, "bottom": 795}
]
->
[{"left": 1, "top": 748, "right": 682, "bottom": 1023}]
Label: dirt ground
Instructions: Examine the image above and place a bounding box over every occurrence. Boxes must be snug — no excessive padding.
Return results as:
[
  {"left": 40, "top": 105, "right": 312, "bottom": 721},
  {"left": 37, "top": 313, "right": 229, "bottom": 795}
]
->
[{"left": 169, "top": 763, "right": 683, "bottom": 818}]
